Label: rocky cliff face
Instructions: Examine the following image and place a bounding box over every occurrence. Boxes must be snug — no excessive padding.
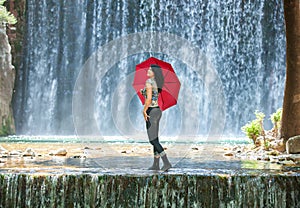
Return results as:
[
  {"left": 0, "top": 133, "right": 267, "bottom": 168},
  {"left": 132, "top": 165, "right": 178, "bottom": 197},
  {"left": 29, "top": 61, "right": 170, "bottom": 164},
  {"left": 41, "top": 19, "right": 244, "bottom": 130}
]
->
[{"left": 0, "top": 25, "right": 15, "bottom": 135}]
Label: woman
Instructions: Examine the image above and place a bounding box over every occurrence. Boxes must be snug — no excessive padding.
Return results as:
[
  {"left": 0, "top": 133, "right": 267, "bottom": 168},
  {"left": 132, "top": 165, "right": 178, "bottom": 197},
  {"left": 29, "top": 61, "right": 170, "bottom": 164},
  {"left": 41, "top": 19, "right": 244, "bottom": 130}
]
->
[{"left": 141, "top": 64, "right": 172, "bottom": 171}]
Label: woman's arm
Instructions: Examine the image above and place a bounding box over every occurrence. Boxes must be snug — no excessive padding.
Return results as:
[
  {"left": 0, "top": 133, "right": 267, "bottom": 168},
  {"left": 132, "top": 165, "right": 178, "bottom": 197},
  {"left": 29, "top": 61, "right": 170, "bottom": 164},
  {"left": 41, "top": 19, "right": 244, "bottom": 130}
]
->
[{"left": 143, "top": 83, "right": 152, "bottom": 121}]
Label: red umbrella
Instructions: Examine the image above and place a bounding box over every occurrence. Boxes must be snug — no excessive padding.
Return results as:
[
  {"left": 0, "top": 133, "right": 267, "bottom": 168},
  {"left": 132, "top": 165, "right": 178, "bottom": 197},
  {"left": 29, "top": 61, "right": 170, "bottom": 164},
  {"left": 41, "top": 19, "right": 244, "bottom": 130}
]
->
[{"left": 132, "top": 57, "right": 181, "bottom": 111}]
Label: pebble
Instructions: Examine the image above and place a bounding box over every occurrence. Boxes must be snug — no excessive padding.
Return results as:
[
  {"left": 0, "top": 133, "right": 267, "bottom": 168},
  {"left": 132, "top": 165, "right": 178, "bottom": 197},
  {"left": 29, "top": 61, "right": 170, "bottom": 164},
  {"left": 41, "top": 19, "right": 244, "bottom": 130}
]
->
[
  {"left": 22, "top": 148, "right": 36, "bottom": 157},
  {"left": 278, "top": 160, "right": 295, "bottom": 165},
  {"left": 286, "top": 155, "right": 300, "bottom": 163},
  {"left": 224, "top": 152, "right": 234, "bottom": 157},
  {"left": 71, "top": 155, "right": 86, "bottom": 159},
  {"left": 49, "top": 148, "right": 67, "bottom": 156},
  {"left": 267, "top": 150, "right": 280, "bottom": 156}
]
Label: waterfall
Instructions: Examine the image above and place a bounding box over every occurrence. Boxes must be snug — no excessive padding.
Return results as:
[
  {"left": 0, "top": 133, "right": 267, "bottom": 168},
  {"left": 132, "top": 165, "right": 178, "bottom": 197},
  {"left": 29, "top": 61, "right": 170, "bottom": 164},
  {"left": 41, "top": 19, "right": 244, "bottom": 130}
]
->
[
  {"left": 13, "top": 0, "right": 286, "bottom": 137},
  {"left": 0, "top": 172, "right": 299, "bottom": 207}
]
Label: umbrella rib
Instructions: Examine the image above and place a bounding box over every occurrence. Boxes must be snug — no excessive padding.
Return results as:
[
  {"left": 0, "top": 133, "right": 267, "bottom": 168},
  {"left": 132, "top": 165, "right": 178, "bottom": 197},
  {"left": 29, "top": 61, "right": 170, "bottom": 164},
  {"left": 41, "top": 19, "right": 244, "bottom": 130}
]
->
[
  {"left": 163, "top": 85, "right": 173, "bottom": 94},
  {"left": 164, "top": 81, "right": 179, "bottom": 84}
]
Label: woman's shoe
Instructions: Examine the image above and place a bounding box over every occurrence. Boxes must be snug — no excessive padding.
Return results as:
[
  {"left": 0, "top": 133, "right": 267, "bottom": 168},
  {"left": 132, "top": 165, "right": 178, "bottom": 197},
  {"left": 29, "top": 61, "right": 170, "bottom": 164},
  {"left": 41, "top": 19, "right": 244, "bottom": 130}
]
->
[
  {"left": 148, "top": 157, "right": 160, "bottom": 170},
  {"left": 161, "top": 154, "right": 172, "bottom": 172}
]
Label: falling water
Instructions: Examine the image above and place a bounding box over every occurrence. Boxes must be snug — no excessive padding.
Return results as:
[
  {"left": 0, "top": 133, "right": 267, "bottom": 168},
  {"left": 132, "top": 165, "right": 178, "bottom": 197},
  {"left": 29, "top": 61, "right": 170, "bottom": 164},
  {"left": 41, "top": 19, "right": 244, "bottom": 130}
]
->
[
  {"left": 0, "top": 172, "right": 299, "bottom": 207},
  {"left": 13, "top": 0, "right": 286, "bottom": 136}
]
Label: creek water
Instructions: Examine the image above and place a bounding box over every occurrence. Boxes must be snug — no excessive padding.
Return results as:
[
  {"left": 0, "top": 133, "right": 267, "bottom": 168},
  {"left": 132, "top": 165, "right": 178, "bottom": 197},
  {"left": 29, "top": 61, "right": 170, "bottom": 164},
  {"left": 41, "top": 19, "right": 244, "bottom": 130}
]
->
[{"left": 1, "top": 136, "right": 299, "bottom": 207}]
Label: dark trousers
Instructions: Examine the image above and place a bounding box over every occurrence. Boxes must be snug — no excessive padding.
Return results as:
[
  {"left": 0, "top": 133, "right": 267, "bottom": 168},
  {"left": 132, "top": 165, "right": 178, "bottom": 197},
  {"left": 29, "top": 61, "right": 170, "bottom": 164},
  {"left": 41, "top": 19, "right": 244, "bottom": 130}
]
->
[{"left": 146, "top": 107, "right": 164, "bottom": 154}]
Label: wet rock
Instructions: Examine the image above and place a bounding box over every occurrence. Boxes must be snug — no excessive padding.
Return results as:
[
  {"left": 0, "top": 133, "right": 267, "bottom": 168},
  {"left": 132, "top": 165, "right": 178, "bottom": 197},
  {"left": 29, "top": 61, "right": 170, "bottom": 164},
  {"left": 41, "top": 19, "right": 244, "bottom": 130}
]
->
[
  {"left": 286, "top": 154, "right": 300, "bottom": 163},
  {"left": 71, "top": 155, "right": 86, "bottom": 159},
  {"left": 277, "top": 156, "right": 286, "bottom": 161},
  {"left": 286, "top": 135, "right": 300, "bottom": 154},
  {"left": 121, "top": 151, "right": 127, "bottom": 153},
  {"left": 49, "top": 148, "right": 67, "bottom": 156},
  {"left": 269, "top": 157, "right": 278, "bottom": 163},
  {"left": 224, "top": 152, "right": 234, "bottom": 157},
  {"left": 278, "top": 160, "right": 295, "bottom": 165},
  {"left": 266, "top": 150, "right": 280, "bottom": 156},
  {"left": 22, "top": 148, "right": 35, "bottom": 157},
  {"left": 192, "top": 147, "right": 199, "bottom": 150}
]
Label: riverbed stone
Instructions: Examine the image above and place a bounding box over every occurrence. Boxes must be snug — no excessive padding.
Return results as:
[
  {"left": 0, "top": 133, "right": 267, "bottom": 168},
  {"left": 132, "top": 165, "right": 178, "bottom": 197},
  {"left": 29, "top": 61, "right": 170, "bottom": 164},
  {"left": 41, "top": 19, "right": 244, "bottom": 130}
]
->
[
  {"left": 22, "top": 148, "right": 36, "bottom": 157},
  {"left": 49, "top": 148, "right": 67, "bottom": 156},
  {"left": 286, "top": 135, "right": 300, "bottom": 154},
  {"left": 224, "top": 152, "right": 234, "bottom": 157}
]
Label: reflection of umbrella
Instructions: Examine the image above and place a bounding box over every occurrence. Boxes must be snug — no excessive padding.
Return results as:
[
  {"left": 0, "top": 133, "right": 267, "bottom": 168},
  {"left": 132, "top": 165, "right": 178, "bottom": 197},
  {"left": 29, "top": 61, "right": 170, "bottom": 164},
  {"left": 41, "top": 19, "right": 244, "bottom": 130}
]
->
[{"left": 132, "top": 57, "right": 181, "bottom": 111}]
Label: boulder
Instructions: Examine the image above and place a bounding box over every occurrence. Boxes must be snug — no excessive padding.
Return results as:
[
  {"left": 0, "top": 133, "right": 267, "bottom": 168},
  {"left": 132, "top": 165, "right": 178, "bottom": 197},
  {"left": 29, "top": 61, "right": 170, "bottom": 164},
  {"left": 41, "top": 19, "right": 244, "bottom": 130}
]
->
[
  {"left": 286, "top": 135, "right": 300, "bottom": 154},
  {"left": 269, "top": 139, "right": 285, "bottom": 152}
]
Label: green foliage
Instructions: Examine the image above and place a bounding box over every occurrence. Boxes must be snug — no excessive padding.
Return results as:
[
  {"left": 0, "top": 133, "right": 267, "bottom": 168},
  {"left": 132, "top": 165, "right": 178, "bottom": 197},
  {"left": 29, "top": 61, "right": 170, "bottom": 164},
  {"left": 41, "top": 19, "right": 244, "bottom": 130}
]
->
[
  {"left": 241, "top": 111, "right": 265, "bottom": 143},
  {"left": 270, "top": 108, "right": 282, "bottom": 138},
  {"left": 241, "top": 108, "right": 283, "bottom": 143},
  {"left": 241, "top": 119, "right": 262, "bottom": 143},
  {"left": 0, "top": 0, "right": 17, "bottom": 25},
  {"left": 264, "top": 140, "right": 270, "bottom": 150},
  {"left": 270, "top": 108, "right": 282, "bottom": 124}
]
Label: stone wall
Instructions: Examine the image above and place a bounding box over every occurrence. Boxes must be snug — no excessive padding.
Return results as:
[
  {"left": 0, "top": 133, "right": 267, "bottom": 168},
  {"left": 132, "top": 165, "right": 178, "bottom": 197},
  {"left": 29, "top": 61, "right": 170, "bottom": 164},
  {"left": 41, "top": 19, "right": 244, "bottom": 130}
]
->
[
  {"left": 6, "top": 0, "right": 26, "bottom": 73},
  {"left": 0, "top": 25, "right": 15, "bottom": 135},
  {"left": 0, "top": 0, "right": 26, "bottom": 136}
]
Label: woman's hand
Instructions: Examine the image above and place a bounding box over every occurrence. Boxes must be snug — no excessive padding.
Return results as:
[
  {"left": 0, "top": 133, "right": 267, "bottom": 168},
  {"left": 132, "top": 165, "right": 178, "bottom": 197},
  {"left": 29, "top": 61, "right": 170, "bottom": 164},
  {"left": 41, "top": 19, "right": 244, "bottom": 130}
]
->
[
  {"left": 143, "top": 82, "right": 152, "bottom": 121},
  {"left": 143, "top": 111, "right": 150, "bottom": 121}
]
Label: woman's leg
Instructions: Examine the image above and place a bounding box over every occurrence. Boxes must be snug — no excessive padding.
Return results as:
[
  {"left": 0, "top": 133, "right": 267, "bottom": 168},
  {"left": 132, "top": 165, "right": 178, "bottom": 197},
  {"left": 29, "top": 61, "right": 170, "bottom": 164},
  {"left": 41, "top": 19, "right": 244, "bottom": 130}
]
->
[
  {"left": 146, "top": 108, "right": 163, "bottom": 151},
  {"left": 149, "top": 138, "right": 164, "bottom": 153},
  {"left": 146, "top": 108, "right": 162, "bottom": 170},
  {"left": 146, "top": 108, "right": 171, "bottom": 171}
]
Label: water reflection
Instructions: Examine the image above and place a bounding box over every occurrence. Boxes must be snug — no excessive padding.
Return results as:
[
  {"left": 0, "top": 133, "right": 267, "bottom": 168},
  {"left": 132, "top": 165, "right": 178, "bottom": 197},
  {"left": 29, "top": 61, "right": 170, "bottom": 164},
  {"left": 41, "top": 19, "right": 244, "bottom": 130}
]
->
[{"left": 0, "top": 136, "right": 299, "bottom": 175}]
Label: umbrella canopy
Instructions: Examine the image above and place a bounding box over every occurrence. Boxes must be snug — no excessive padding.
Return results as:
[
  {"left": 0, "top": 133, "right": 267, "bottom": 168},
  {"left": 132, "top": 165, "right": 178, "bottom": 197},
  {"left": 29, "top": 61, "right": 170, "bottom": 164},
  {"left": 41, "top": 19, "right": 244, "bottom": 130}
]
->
[{"left": 132, "top": 57, "right": 181, "bottom": 111}]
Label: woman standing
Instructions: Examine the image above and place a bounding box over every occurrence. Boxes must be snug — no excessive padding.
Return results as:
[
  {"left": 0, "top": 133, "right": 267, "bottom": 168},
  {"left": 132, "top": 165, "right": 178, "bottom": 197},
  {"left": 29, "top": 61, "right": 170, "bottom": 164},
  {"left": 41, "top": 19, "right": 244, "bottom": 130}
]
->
[{"left": 141, "top": 64, "right": 172, "bottom": 171}]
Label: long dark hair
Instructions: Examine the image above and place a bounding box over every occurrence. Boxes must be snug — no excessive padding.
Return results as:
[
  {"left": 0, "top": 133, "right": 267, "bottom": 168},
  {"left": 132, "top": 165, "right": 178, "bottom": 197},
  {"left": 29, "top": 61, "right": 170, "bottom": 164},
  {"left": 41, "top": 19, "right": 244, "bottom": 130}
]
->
[{"left": 150, "top": 64, "right": 164, "bottom": 93}]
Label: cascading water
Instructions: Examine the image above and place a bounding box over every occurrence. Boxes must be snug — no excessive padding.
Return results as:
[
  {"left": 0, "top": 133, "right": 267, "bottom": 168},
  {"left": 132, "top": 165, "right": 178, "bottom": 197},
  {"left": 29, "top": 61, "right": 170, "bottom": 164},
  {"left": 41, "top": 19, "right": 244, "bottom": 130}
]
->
[
  {"left": 13, "top": 0, "right": 286, "bottom": 137},
  {"left": 0, "top": 172, "right": 299, "bottom": 207}
]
